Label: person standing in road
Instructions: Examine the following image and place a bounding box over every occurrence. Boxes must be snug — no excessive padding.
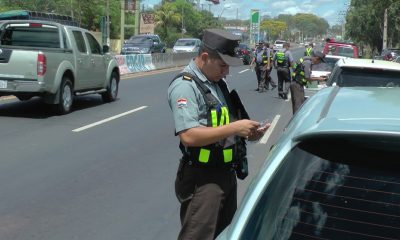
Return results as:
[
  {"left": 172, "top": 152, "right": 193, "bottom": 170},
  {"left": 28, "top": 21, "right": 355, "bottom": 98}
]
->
[
  {"left": 264, "top": 42, "right": 277, "bottom": 91},
  {"left": 168, "top": 29, "right": 269, "bottom": 240},
  {"left": 290, "top": 51, "right": 327, "bottom": 114},
  {"left": 273, "top": 42, "right": 294, "bottom": 99},
  {"left": 304, "top": 43, "right": 314, "bottom": 57},
  {"left": 250, "top": 41, "right": 269, "bottom": 92}
]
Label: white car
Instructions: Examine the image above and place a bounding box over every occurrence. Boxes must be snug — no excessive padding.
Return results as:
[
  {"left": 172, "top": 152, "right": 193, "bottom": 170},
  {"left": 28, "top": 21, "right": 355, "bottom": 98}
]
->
[
  {"left": 172, "top": 38, "right": 201, "bottom": 53},
  {"left": 273, "top": 39, "right": 286, "bottom": 52},
  {"left": 326, "top": 58, "right": 400, "bottom": 87}
]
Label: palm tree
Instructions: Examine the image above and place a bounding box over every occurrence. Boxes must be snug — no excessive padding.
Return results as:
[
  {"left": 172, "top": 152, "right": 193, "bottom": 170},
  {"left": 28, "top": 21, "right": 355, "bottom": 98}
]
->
[{"left": 154, "top": 2, "right": 181, "bottom": 40}]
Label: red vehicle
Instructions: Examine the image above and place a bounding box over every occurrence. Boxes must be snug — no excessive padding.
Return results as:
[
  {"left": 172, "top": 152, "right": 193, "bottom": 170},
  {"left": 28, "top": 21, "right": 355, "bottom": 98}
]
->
[{"left": 323, "top": 38, "right": 360, "bottom": 58}]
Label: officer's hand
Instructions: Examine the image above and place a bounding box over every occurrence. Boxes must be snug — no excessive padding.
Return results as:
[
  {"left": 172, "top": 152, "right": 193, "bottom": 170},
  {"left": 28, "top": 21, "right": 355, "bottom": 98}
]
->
[
  {"left": 231, "top": 120, "right": 259, "bottom": 138},
  {"left": 248, "top": 122, "right": 271, "bottom": 141}
]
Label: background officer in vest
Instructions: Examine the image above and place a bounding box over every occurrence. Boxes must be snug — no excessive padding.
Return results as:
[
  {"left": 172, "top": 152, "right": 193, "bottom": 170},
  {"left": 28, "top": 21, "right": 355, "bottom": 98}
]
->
[
  {"left": 264, "top": 42, "right": 277, "bottom": 91},
  {"left": 273, "top": 42, "right": 294, "bottom": 99},
  {"left": 290, "top": 51, "right": 327, "bottom": 114},
  {"left": 168, "top": 29, "right": 269, "bottom": 240},
  {"left": 304, "top": 43, "right": 314, "bottom": 57},
  {"left": 250, "top": 41, "right": 269, "bottom": 92}
]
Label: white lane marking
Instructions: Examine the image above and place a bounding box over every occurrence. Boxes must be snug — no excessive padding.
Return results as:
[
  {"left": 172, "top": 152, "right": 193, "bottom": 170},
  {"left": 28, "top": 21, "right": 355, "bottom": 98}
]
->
[
  {"left": 239, "top": 69, "right": 250, "bottom": 74},
  {"left": 72, "top": 106, "right": 148, "bottom": 132},
  {"left": 259, "top": 115, "right": 280, "bottom": 144}
]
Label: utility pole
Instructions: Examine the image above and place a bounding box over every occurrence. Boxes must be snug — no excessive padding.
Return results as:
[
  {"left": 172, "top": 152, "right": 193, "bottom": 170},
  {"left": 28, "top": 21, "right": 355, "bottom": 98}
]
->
[
  {"left": 106, "top": 0, "right": 110, "bottom": 46},
  {"left": 134, "top": 0, "right": 140, "bottom": 35},
  {"left": 120, "top": 0, "right": 125, "bottom": 45},
  {"left": 383, "top": 8, "right": 388, "bottom": 50},
  {"left": 70, "top": 0, "right": 74, "bottom": 18}
]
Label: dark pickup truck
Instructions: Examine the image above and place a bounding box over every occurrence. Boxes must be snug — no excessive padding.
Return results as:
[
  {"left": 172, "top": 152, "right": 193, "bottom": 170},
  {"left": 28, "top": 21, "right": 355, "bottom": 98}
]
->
[{"left": 120, "top": 34, "right": 166, "bottom": 55}]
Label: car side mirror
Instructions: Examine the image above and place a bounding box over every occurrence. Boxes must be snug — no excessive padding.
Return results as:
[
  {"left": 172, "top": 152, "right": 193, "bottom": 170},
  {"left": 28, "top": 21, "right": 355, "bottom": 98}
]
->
[{"left": 102, "top": 45, "right": 109, "bottom": 53}]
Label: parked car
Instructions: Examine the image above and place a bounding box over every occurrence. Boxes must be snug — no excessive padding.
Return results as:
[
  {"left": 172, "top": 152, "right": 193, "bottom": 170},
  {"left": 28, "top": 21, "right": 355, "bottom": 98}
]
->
[
  {"left": 0, "top": 19, "right": 120, "bottom": 114},
  {"left": 381, "top": 48, "right": 400, "bottom": 61},
  {"left": 235, "top": 43, "right": 252, "bottom": 65},
  {"left": 273, "top": 40, "right": 286, "bottom": 52},
  {"left": 217, "top": 86, "right": 400, "bottom": 240},
  {"left": 172, "top": 38, "right": 201, "bottom": 53},
  {"left": 121, "top": 34, "right": 166, "bottom": 54},
  {"left": 323, "top": 39, "right": 360, "bottom": 58},
  {"left": 326, "top": 58, "right": 400, "bottom": 87}
]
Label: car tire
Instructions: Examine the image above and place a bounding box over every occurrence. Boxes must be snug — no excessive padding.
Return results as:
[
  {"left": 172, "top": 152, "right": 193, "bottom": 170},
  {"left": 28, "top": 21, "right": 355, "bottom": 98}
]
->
[
  {"left": 56, "top": 76, "right": 73, "bottom": 115},
  {"left": 101, "top": 72, "right": 119, "bottom": 102},
  {"left": 16, "top": 94, "right": 33, "bottom": 101}
]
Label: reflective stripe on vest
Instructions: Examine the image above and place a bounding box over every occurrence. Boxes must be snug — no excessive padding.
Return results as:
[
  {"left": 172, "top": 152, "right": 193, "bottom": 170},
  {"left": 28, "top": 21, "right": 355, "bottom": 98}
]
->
[
  {"left": 199, "top": 106, "right": 232, "bottom": 163},
  {"left": 306, "top": 48, "right": 312, "bottom": 56}
]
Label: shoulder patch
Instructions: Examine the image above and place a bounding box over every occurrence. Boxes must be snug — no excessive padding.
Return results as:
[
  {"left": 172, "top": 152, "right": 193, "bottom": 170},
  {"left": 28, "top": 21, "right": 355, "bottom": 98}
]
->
[{"left": 177, "top": 98, "right": 188, "bottom": 108}]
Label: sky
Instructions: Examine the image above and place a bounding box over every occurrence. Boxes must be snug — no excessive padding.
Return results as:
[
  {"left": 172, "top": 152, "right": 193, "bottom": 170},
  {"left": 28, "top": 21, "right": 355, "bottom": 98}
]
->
[{"left": 141, "top": 0, "right": 350, "bottom": 27}]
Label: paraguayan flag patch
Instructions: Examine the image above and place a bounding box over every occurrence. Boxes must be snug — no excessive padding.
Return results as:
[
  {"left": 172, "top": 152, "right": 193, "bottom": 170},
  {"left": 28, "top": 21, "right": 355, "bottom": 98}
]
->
[{"left": 177, "top": 98, "right": 188, "bottom": 108}]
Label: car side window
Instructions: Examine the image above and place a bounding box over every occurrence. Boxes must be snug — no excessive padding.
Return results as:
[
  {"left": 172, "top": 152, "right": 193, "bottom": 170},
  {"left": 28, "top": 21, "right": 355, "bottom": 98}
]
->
[
  {"left": 85, "top": 32, "right": 101, "bottom": 55},
  {"left": 240, "top": 145, "right": 400, "bottom": 240},
  {"left": 72, "top": 30, "right": 87, "bottom": 53}
]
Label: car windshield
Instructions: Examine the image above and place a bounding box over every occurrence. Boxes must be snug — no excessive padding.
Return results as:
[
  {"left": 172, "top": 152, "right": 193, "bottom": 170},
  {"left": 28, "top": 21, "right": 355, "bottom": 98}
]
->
[
  {"left": 327, "top": 45, "right": 355, "bottom": 57},
  {"left": 312, "top": 57, "right": 341, "bottom": 72},
  {"left": 174, "top": 39, "right": 196, "bottom": 47},
  {"left": 275, "top": 41, "right": 285, "bottom": 44},
  {"left": 128, "top": 36, "right": 152, "bottom": 44},
  {"left": 337, "top": 68, "right": 400, "bottom": 87},
  {"left": 240, "top": 144, "right": 400, "bottom": 240}
]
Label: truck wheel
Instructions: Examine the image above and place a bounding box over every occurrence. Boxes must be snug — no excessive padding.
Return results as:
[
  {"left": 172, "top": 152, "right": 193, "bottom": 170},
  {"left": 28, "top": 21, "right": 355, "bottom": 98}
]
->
[
  {"left": 101, "top": 72, "right": 119, "bottom": 102},
  {"left": 56, "top": 77, "right": 73, "bottom": 115}
]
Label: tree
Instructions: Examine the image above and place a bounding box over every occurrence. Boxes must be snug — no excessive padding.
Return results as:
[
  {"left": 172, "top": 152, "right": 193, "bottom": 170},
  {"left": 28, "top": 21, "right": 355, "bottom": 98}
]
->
[
  {"left": 154, "top": 2, "right": 181, "bottom": 45},
  {"left": 346, "top": 0, "right": 400, "bottom": 54},
  {"left": 260, "top": 20, "right": 287, "bottom": 40}
]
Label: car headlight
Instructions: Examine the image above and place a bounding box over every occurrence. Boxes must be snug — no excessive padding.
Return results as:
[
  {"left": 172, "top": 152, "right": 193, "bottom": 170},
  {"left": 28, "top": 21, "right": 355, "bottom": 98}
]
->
[{"left": 140, "top": 48, "right": 149, "bottom": 53}]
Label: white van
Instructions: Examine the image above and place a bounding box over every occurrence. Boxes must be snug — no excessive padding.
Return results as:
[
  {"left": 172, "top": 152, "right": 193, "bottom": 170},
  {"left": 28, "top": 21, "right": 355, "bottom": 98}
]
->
[{"left": 172, "top": 38, "right": 201, "bottom": 53}]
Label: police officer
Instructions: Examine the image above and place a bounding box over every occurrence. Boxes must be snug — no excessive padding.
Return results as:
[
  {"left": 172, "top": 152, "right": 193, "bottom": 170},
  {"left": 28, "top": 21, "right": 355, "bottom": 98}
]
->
[
  {"left": 273, "top": 42, "right": 294, "bottom": 99},
  {"left": 168, "top": 29, "right": 269, "bottom": 240},
  {"left": 263, "top": 42, "right": 277, "bottom": 91},
  {"left": 304, "top": 43, "right": 314, "bottom": 56},
  {"left": 290, "top": 51, "right": 327, "bottom": 114},
  {"left": 250, "top": 41, "right": 269, "bottom": 92}
]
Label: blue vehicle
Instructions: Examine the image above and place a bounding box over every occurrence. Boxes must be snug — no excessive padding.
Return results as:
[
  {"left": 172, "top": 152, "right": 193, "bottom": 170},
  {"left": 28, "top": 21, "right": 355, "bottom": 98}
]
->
[{"left": 218, "top": 86, "right": 400, "bottom": 239}]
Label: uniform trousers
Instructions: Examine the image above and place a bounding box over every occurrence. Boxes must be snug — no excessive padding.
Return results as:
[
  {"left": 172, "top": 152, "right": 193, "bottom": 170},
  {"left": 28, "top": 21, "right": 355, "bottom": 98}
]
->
[
  {"left": 289, "top": 81, "right": 305, "bottom": 114},
  {"left": 255, "top": 63, "right": 266, "bottom": 90},
  {"left": 276, "top": 66, "right": 291, "bottom": 96},
  {"left": 175, "top": 160, "right": 237, "bottom": 240},
  {"left": 265, "top": 68, "right": 277, "bottom": 89}
]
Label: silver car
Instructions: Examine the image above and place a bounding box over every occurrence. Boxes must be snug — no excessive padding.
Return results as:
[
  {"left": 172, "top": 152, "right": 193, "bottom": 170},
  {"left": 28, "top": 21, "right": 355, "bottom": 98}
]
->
[
  {"left": 217, "top": 86, "right": 400, "bottom": 239},
  {"left": 172, "top": 38, "right": 201, "bottom": 53}
]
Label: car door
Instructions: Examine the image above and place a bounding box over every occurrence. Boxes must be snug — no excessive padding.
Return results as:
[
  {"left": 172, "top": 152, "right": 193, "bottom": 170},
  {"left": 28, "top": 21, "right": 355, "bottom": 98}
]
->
[
  {"left": 72, "top": 30, "right": 91, "bottom": 90},
  {"left": 84, "top": 32, "right": 107, "bottom": 88}
]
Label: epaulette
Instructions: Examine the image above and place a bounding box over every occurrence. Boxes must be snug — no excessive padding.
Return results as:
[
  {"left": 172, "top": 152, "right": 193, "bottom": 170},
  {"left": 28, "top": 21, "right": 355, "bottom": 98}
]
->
[{"left": 182, "top": 75, "right": 192, "bottom": 81}]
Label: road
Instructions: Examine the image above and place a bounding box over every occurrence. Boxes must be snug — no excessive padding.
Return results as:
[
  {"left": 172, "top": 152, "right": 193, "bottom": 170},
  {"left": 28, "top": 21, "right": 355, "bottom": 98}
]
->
[{"left": 0, "top": 47, "right": 304, "bottom": 240}]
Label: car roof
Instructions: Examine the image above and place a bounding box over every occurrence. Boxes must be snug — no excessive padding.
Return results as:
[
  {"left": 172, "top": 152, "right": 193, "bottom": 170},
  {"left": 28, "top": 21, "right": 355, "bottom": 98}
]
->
[
  {"left": 176, "top": 38, "right": 199, "bottom": 40},
  {"left": 336, "top": 58, "right": 400, "bottom": 71},
  {"left": 325, "top": 54, "right": 349, "bottom": 59}
]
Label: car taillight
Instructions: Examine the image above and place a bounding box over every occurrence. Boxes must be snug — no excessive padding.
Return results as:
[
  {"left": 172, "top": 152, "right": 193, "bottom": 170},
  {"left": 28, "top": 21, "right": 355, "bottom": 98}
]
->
[{"left": 37, "top": 53, "right": 46, "bottom": 76}]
